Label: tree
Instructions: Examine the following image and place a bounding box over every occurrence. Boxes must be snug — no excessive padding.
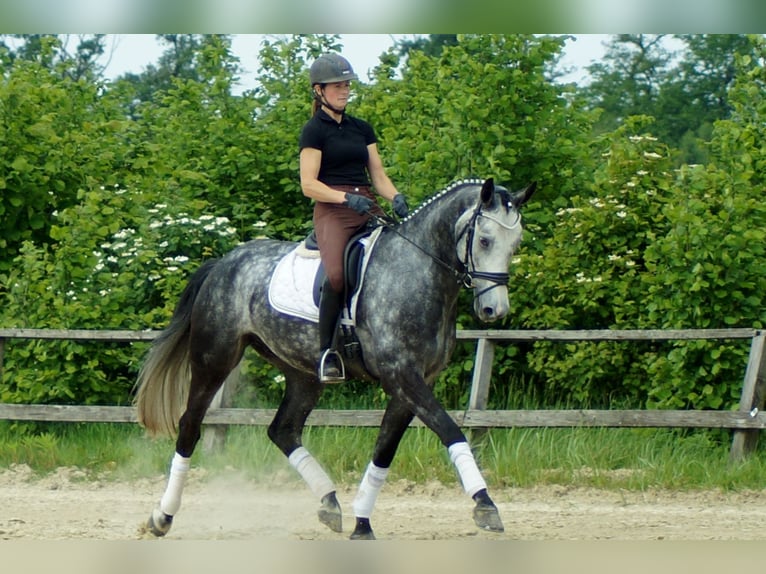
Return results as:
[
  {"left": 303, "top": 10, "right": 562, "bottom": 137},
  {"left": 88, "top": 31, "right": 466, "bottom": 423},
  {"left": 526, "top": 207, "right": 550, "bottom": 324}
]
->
[
  {"left": 0, "top": 34, "right": 107, "bottom": 81},
  {"left": 114, "top": 34, "right": 212, "bottom": 104},
  {"left": 656, "top": 34, "right": 759, "bottom": 164},
  {"left": 581, "top": 34, "right": 672, "bottom": 136},
  {"left": 395, "top": 34, "right": 459, "bottom": 58},
  {"left": 0, "top": 42, "right": 130, "bottom": 271}
]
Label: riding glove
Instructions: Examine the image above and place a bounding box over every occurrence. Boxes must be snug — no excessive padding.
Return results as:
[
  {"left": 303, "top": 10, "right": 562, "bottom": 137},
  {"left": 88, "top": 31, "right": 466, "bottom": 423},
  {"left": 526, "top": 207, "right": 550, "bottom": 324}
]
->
[
  {"left": 393, "top": 194, "right": 409, "bottom": 218},
  {"left": 344, "top": 193, "right": 374, "bottom": 215}
]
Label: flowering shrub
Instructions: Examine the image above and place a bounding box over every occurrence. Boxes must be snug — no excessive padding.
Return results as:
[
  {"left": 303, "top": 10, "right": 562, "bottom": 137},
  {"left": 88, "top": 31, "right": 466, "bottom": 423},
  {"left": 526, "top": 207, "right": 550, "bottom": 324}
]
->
[{"left": 0, "top": 184, "right": 242, "bottom": 405}]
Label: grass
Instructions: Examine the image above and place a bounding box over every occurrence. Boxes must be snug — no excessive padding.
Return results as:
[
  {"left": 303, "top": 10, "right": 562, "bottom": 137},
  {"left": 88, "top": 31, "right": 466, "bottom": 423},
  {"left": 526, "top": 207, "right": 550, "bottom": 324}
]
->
[{"left": 2, "top": 420, "right": 766, "bottom": 492}]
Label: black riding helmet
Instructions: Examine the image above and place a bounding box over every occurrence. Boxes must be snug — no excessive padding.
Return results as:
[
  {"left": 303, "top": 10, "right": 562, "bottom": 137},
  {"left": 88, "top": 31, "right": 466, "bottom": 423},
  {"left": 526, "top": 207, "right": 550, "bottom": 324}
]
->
[{"left": 309, "top": 53, "right": 358, "bottom": 86}]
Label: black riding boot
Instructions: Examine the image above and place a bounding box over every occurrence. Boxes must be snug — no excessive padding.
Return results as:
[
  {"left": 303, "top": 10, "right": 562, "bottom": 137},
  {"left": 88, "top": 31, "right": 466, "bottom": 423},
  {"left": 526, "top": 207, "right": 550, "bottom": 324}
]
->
[{"left": 317, "top": 278, "right": 345, "bottom": 383}]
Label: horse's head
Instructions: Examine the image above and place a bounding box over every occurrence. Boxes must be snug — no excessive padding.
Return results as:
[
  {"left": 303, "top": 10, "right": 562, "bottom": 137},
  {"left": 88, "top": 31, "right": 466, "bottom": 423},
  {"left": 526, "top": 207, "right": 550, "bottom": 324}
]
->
[{"left": 456, "top": 178, "right": 536, "bottom": 322}]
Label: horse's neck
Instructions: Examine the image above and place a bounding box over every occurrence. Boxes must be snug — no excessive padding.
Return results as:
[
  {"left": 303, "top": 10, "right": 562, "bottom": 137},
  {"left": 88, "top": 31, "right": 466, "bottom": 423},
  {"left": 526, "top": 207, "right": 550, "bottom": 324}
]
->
[{"left": 399, "top": 191, "right": 472, "bottom": 265}]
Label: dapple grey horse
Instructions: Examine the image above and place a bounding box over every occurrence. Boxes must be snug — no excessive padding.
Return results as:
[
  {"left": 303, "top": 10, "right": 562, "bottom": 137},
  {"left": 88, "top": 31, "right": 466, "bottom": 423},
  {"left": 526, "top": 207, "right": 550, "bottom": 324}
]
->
[{"left": 135, "top": 177, "right": 536, "bottom": 539}]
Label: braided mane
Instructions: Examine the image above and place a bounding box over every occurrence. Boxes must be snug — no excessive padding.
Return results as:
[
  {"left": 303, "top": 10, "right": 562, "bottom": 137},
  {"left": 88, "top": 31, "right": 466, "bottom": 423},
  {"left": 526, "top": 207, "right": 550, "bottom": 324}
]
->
[{"left": 399, "top": 178, "right": 488, "bottom": 223}]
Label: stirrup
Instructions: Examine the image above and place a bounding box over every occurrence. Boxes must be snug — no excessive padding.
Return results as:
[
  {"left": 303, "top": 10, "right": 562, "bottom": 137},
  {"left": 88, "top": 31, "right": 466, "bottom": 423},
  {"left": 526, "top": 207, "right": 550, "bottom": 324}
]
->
[{"left": 319, "top": 349, "right": 345, "bottom": 383}]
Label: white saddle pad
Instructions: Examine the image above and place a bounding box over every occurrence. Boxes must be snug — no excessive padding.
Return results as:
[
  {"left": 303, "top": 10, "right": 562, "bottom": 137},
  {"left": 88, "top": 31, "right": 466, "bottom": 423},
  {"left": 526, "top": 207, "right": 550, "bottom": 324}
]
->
[
  {"left": 267, "top": 228, "right": 383, "bottom": 324},
  {"left": 268, "top": 247, "right": 322, "bottom": 322}
]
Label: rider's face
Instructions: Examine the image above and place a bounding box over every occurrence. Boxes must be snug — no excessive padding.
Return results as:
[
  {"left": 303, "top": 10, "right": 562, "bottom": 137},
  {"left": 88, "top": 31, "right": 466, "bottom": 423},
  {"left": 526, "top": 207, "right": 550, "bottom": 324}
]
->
[{"left": 319, "top": 81, "right": 351, "bottom": 111}]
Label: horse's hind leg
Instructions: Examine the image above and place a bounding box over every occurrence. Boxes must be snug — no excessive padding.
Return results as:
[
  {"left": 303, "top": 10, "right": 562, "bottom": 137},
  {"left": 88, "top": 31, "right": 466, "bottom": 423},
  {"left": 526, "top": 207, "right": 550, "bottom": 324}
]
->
[
  {"left": 147, "top": 344, "right": 240, "bottom": 537},
  {"left": 267, "top": 367, "right": 342, "bottom": 533},
  {"left": 350, "top": 396, "right": 414, "bottom": 540}
]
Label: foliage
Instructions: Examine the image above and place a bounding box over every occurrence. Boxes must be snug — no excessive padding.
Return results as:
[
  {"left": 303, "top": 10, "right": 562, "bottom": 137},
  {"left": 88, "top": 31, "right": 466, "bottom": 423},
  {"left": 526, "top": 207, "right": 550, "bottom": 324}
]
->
[
  {"left": 1, "top": 33, "right": 765, "bottom": 419},
  {"left": 582, "top": 34, "right": 761, "bottom": 164},
  {"left": 358, "top": 34, "right": 595, "bottom": 209},
  {"left": 0, "top": 38, "right": 129, "bottom": 270},
  {"left": 0, "top": 184, "right": 240, "bottom": 405}
]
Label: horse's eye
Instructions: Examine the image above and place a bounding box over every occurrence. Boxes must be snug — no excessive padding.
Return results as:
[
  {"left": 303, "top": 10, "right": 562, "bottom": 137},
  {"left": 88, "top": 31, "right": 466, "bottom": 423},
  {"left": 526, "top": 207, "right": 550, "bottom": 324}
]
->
[{"left": 479, "top": 237, "right": 490, "bottom": 248}]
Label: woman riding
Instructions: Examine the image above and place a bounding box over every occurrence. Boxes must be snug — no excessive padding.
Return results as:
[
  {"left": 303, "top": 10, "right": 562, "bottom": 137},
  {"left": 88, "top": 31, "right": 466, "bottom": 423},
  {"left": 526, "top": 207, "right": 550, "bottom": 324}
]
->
[{"left": 299, "top": 53, "right": 409, "bottom": 382}]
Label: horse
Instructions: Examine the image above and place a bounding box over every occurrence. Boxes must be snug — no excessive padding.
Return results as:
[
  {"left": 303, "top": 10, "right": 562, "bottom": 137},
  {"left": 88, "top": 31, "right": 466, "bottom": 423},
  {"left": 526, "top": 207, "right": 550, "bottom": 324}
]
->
[{"left": 134, "top": 177, "right": 536, "bottom": 540}]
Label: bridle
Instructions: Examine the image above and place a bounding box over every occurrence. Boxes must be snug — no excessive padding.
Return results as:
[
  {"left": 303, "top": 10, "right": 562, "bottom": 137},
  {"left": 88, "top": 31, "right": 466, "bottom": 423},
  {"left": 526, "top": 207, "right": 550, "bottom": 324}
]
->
[
  {"left": 455, "top": 201, "right": 521, "bottom": 296},
  {"left": 371, "top": 198, "right": 521, "bottom": 296}
]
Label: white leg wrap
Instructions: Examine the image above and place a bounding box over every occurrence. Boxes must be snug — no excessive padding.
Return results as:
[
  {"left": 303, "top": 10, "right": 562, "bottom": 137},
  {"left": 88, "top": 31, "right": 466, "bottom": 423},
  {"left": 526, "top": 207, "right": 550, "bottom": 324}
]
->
[
  {"left": 288, "top": 446, "right": 336, "bottom": 499},
  {"left": 352, "top": 461, "right": 390, "bottom": 519},
  {"left": 448, "top": 441, "right": 487, "bottom": 497},
  {"left": 159, "top": 452, "right": 190, "bottom": 516}
]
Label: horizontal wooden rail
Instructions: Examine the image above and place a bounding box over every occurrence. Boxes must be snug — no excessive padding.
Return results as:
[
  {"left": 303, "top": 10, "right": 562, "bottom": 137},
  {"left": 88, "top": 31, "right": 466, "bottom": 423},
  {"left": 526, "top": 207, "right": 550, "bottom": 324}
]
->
[
  {"left": 1, "top": 404, "right": 765, "bottom": 430},
  {"left": 456, "top": 328, "right": 757, "bottom": 341},
  {"left": 0, "top": 328, "right": 160, "bottom": 342},
  {"left": 1, "top": 327, "right": 765, "bottom": 460},
  {"left": 1, "top": 327, "right": 757, "bottom": 342}
]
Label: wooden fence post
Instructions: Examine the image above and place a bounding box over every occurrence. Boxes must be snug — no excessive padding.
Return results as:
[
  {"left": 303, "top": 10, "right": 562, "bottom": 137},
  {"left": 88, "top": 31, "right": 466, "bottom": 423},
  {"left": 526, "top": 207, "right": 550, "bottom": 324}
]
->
[
  {"left": 730, "top": 332, "right": 766, "bottom": 461},
  {"left": 468, "top": 337, "right": 495, "bottom": 411},
  {"left": 202, "top": 360, "right": 241, "bottom": 453}
]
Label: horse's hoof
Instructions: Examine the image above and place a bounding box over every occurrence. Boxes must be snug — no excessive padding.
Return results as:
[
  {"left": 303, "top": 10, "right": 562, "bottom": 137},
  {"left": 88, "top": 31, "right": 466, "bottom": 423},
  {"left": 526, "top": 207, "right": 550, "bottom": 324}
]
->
[
  {"left": 147, "top": 507, "right": 174, "bottom": 537},
  {"left": 318, "top": 492, "right": 343, "bottom": 533},
  {"left": 349, "top": 517, "right": 376, "bottom": 540},
  {"left": 473, "top": 500, "right": 504, "bottom": 533}
]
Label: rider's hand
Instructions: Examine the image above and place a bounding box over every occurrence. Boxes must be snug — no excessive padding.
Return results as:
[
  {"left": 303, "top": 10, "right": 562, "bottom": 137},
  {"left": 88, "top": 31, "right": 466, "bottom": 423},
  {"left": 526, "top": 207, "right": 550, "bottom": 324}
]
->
[
  {"left": 393, "top": 194, "right": 409, "bottom": 218},
  {"left": 344, "top": 193, "right": 375, "bottom": 215}
]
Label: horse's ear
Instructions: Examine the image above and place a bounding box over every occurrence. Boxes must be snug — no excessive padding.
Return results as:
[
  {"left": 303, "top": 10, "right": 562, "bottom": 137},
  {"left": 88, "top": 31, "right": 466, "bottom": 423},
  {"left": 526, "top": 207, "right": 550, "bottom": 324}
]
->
[
  {"left": 480, "top": 178, "right": 495, "bottom": 205},
  {"left": 511, "top": 181, "right": 537, "bottom": 208}
]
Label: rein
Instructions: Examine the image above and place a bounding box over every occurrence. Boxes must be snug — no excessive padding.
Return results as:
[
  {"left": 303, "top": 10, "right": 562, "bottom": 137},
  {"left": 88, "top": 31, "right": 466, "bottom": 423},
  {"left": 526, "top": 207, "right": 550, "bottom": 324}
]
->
[
  {"left": 370, "top": 213, "right": 466, "bottom": 283},
  {"left": 370, "top": 200, "right": 519, "bottom": 295}
]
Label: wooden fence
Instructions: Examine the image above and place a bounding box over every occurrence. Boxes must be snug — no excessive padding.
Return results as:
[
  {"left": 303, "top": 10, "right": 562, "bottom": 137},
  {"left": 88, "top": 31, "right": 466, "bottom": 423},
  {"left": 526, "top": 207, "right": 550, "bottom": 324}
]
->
[{"left": 1, "top": 327, "right": 765, "bottom": 460}]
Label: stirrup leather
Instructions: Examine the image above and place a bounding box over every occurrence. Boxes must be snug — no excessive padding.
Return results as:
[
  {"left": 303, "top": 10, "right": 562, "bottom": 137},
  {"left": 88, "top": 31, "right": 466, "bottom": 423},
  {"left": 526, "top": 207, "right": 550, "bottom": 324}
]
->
[{"left": 319, "top": 349, "right": 345, "bottom": 382}]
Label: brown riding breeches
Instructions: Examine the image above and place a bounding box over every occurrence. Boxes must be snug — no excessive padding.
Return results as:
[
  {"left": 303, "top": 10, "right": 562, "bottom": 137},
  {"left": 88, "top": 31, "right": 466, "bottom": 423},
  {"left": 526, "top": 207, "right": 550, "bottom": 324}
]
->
[{"left": 313, "top": 185, "right": 383, "bottom": 293}]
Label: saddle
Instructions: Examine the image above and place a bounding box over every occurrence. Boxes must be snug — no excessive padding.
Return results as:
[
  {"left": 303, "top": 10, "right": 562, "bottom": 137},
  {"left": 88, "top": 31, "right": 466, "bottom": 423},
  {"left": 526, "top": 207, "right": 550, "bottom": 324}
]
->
[
  {"left": 303, "top": 228, "right": 371, "bottom": 309},
  {"left": 268, "top": 225, "right": 384, "bottom": 344}
]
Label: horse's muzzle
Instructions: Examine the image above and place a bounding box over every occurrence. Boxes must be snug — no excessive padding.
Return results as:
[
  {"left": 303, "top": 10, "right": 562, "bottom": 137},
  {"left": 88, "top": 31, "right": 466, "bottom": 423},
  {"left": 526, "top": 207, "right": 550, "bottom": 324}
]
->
[{"left": 474, "top": 285, "right": 509, "bottom": 322}]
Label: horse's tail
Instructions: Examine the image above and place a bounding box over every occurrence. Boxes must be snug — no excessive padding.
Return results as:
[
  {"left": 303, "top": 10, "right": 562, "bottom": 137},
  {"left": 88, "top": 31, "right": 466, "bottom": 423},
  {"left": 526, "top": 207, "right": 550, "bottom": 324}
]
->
[{"left": 134, "top": 259, "right": 219, "bottom": 437}]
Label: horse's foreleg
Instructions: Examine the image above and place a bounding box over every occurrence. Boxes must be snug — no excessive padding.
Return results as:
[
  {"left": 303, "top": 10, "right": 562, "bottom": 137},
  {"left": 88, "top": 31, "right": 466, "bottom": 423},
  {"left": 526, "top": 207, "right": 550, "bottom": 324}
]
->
[
  {"left": 448, "top": 441, "right": 504, "bottom": 532},
  {"left": 350, "top": 397, "right": 414, "bottom": 540},
  {"left": 387, "top": 379, "right": 504, "bottom": 534},
  {"left": 268, "top": 371, "right": 341, "bottom": 533}
]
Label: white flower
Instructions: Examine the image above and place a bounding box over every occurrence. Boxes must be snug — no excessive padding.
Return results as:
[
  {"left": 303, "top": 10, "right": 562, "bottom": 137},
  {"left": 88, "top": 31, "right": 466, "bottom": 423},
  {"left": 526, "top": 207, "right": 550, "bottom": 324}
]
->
[
  {"left": 616, "top": 211, "right": 627, "bottom": 218},
  {"left": 643, "top": 151, "right": 662, "bottom": 159}
]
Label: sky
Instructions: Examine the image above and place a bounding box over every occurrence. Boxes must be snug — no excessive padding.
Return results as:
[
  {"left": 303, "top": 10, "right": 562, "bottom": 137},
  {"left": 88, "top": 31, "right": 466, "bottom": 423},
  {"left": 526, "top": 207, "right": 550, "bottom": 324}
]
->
[{"left": 98, "top": 34, "right": 612, "bottom": 90}]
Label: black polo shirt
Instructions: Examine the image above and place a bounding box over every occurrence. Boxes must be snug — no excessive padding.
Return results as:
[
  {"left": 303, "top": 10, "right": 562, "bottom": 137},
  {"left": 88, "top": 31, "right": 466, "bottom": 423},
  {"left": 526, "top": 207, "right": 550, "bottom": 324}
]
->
[{"left": 299, "top": 109, "right": 377, "bottom": 186}]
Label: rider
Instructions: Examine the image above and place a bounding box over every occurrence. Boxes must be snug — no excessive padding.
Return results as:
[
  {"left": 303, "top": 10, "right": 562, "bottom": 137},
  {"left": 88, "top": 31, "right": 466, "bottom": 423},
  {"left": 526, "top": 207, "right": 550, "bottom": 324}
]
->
[{"left": 299, "top": 53, "right": 409, "bottom": 383}]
